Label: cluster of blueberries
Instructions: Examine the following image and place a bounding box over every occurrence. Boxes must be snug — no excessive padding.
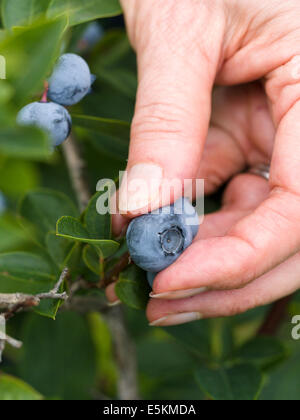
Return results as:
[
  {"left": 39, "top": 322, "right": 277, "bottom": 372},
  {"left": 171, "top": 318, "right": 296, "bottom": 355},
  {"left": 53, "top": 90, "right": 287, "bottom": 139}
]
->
[
  {"left": 17, "top": 53, "right": 95, "bottom": 147},
  {"left": 16, "top": 22, "right": 198, "bottom": 285},
  {"left": 126, "top": 198, "right": 199, "bottom": 287}
]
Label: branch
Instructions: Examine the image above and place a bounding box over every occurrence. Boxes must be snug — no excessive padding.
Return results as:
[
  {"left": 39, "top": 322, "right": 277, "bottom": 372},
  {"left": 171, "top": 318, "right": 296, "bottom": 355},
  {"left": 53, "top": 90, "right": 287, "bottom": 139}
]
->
[
  {"left": 104, "top": 306, "right": 139, "bottom": 400},
  {"left": 100, "top": 252, "right": 131, "bottom": 288},
  {"left": 60, "top": 296, "right": 110, "bottom": 314},
  {"left": 258, "top": 295, "right": 293, "bottom": 336},
  {"left": 1, "top": 267, "right": 69, "bottom": 320},
  {"left": 62, "top": 135, "right": 139, "bottom": 400},
  {"left": 62, "top": 135, "right": 91, "bottom": 212}
]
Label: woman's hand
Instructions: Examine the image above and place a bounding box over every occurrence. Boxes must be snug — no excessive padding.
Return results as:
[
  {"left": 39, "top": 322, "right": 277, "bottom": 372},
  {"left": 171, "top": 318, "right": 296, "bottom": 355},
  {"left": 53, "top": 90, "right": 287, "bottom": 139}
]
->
[{"left": 107, "top": 0, "right": 300, "bottom": 326}]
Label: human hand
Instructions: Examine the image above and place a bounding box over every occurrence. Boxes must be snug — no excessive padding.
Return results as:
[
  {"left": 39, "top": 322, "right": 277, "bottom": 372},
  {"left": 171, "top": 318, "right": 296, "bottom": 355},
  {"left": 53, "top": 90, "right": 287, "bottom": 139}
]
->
[{"left": 107, "top": 0, "right": 300, "bottom": 326}]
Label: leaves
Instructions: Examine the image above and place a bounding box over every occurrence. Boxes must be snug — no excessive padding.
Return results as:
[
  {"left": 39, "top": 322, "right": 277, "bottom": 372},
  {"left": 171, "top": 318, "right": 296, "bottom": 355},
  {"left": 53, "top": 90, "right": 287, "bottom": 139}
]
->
[
  {"left": 0, "top": 16, "right": 67, "bottom": 103},
  {"left": 84, "top": 190, "right": 112, "bottom": 240},
  {"left": 19, "top": 189, "right": 79, "bottom": 244},
  {"left": 115, "top": 265, "right": 150, "bottom": 310},
  {"left": 195, "top": 364, "right": 264, "bottom": 401},
  {"left": 47, "top": 0, "right": 122, "bottom": 26},
  {"left": 18, "top": 312, "right": 96, "bottom": 400},
  {"left": 0, "top": 127, "right": 52, "bottom": 160},
  {"left": 0, "top": 251, "right": 60, "bottom": 318},
  {"left": 1, "top": 0, "right": 50, "bottom": 28},
  {"left": 56, "top": 216, "right": 119, "bottom": 258},
  {"left": 2, "top": 0, "right": 122, "bottom": 28},
  {"left": 164, "top": 321, "right": 212, "bottom": 360},
  {"left": 0, "top": 374, "right": 43, "bottom": 400},
  {"left": 236, "top": 336, "right": 288, "bottom": 370},
  {"left": 72, "top": 114, "right": 130, "bottom": 160}
]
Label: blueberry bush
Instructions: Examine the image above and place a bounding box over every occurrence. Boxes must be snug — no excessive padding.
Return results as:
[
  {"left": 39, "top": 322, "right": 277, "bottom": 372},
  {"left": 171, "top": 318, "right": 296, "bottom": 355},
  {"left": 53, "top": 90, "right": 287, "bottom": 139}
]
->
[{"left": 0, "top": 0, "right": 299, "bottom": 401}]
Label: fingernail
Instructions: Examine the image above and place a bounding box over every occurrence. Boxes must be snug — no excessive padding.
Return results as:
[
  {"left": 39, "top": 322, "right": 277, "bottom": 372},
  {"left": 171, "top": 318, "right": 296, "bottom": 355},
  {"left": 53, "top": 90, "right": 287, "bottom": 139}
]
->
[
  {"left": 149, "top": 312, "right": 203, "bottom": 327},
  {"left": 107, "top": 300, "right": 121, "bottom": 307},
  {"left": 150, "top": 287, "right": 208, "bottom": 300},
  {"left": 119, "top": 163, "right": 163, "bottom": 213}
]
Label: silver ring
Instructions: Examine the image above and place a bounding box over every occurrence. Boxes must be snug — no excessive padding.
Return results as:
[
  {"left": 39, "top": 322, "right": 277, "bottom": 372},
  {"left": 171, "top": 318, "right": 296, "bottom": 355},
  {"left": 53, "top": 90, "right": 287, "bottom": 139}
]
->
[{"left": 248, "top": 164, "right": 270, "bottom": 181}]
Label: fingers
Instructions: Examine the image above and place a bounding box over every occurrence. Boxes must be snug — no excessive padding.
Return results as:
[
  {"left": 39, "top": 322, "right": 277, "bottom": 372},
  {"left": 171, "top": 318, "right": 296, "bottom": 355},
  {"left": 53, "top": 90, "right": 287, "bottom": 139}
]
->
[
  {"left": 105, "top": 282, "right": 121, "bottom": 306},
  {"left": 153, "top": 185, "right": 300, "bottom": 294},
  {"left": 147, "top": 251, "right": 300, "bottom": 325},
  {"left": 153, "top": 90, "right": 300, "bottom": 293},
  {"left": 107, "top": 173, "right": 269, "bottom": 305},
  {"left": 112, "top": 84, "right": 274, "bottom": 236},
  {"left": 118, "top": 1, "right": 226, "bottom": 216},
  {"left": 151, "top": 173, "right": 270, "bottom": 297}
]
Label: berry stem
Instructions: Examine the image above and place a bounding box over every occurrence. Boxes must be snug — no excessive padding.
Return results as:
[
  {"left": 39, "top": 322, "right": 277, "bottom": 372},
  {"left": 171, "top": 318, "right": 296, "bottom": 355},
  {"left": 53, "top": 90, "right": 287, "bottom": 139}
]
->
[{"left": 40, "top": 81, "right": 49, "bottom": 103}]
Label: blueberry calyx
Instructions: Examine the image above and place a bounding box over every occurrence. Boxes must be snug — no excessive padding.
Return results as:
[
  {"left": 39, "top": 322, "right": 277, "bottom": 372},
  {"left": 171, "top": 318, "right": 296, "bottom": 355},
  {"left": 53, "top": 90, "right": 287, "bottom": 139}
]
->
[{"left": 159, "top": 226, "right": 184, "bottom": 256}]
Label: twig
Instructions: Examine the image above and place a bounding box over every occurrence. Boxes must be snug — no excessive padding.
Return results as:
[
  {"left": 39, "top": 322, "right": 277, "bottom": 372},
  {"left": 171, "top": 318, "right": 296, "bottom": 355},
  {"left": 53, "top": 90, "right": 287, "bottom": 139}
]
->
[
  {"left": 104, "top": 306, "right": 139, "bottom": 400},
  {"left": 60, "top": 296, "right": 110, "bottom": 314},
  {"left": 63, "top": 135, "right": 91, "bottom": 212},
  {"left": 100, "top": 252, "right": 131, "bottom": 288},
  {"left": 0, "top": 335, "right": 23, "bottom": 363},
  {"left": 258, "top": 295, "right": 293, "bottom": 336},
  {"left": 0, "top": 267, "right": 69, "bottom": 320},
  {"left": 62, "top": 135, "right": 139, "bottom": 400},
  {"left": 37, "top": 267, "right": 69, "bottom": 300}
]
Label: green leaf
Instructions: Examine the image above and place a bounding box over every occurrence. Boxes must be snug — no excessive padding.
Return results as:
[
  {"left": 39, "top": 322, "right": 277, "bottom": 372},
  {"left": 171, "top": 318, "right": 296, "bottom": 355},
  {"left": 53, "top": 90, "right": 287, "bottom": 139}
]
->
[
  {"left": 115, "top": 265, "right": 150, "bottom": 310},
  {"left": 236, "top": 336, "right": 288, "bottom": 370},
  {"left": 0, "top": 374, "right": 43, "bottom": 401},
  {"left": 0, "top": 251, "right": 60, "bottom": 318},
  {"left": 72, "top": 115, "right": 130, "bottom": 160},
  {"left": 56, "top": 216, "right": 119, "bottom": 258},
  {"left": 2, "top": 0, "right": 49, "bottom": 28},
  {"left": 83, "top": 245, "right": 101, "bottom": 275},
  {"left": 84, "top": 188, "right": 112, "bottom": 240},
  {"left": 0, "top": 159, "right": 40, "bottom": 197},
  {"left": 46, "top": 231, "right": 81, "bottom": 270},
  {"left": 195, "top": 364, "right": 264, "bottom": 401},
  {"left": 2, "top": 0, "right": 122, "bottom": 28},
  {"left": 99, "top": 67, "right": 137, "bottom": 99},
  {"left": 164, "top": 321, "right": 212, "bottom": 360},
  {"left": 47, "top": 0, "right": 122, "bottom": 26},
  {"left": 259, "top": 342, "right": 300, "bottom": 400},
  {"left": 72, "top": 114, "right": 130, "bottom": 141},
  {"left": 0, "top": 214, "right": 29, "bottom": 252},
  {"left": 19, "top": 189, "right": 79, "bottom": 244},
  {"left": 19, "top": 312, "right": 96, "bottom": 400},
  {"left": 0, "top": 16, "right": 67, "bottom": 103},
  {"left": 0, "top": 126, "right": 52, "bottom": 160}
]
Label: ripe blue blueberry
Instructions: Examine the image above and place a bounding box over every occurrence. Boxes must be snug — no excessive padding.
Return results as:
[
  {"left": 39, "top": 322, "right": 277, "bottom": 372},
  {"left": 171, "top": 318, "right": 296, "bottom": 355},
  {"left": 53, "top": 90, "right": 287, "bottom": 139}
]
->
[
  {"left": 147, "top": 272, "right": 156, "bottom": 288},
  {"left": 17, "top": 101, "right": 72, "bottom": 147},
  {"left": 127, "top": 198, "right": 199, "bottom": 273},
  {"left": 48, "top": 53, "right": 95, "bottom": 106}
]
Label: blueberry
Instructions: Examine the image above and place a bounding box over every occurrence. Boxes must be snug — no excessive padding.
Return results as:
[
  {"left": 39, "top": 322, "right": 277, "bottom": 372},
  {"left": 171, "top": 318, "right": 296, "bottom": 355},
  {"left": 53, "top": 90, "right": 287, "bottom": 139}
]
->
[
  {"left": 78, "top": 22, "right": 104, "bottom": 50},
  {"left": 147, "top": 272, "right": 156, "bottom": 288},
  {"left": 17, "top": 101, "right": 72, "bottom": 147},
  {"left": 48, "top": 53, "right": 94, "bottom": 106},
  {"left": 126, "top": 198, "right": 199, "bottom": 272}
]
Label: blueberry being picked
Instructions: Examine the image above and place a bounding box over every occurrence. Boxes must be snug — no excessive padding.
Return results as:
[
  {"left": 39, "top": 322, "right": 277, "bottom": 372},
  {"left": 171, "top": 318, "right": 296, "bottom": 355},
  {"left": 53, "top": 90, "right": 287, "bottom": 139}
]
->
[
  {"left": 17, "top": 101, "right": 72, "bottom": 147},
  {"left": 127, "top": 198, "right": 199, "bottom": 273},
  {"left": 48, "top": 53, "right": 95, "bottom": 106}
]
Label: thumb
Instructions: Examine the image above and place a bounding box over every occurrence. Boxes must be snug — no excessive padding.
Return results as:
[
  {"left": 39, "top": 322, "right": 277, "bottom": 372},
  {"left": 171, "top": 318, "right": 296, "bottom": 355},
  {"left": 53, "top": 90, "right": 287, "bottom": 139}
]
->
[{"left": 119, "top": 1, "right": 225, "bottom": 215}]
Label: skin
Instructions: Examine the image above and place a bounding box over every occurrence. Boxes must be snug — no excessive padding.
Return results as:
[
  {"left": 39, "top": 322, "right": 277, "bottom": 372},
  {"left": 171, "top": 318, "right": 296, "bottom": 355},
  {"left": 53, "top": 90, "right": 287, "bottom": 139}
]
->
[{"left": 106, "top": 0, "right": 300, "bottom": 326}]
